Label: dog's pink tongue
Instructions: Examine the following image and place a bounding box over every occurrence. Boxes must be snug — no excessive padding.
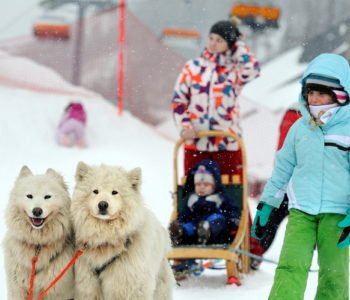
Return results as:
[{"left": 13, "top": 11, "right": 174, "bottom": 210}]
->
[{"left": 31, "top": 218, "right": 44, "bottom": 226}]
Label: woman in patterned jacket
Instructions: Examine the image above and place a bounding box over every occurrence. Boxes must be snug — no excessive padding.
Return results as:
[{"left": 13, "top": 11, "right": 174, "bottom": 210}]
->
[
  {"left": 171, "top": 18, "right": 262, "bottom": 267},
  {"left": 171, "top": 18, "right": 260, "bottom": 178}
]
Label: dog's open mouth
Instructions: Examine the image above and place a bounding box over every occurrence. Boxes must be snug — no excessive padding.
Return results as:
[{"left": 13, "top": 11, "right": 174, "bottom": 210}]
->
[{"left": 30, "top": 217, "right": 46, "bottom": 228}]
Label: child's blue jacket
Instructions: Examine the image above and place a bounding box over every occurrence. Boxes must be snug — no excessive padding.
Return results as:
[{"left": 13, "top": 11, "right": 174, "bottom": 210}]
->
[
  {"left": 261, "top": 54, "right": 350, "bottom": 215},
  {"left": 179, "top": 159, "right": 240, "bottom": 229}
]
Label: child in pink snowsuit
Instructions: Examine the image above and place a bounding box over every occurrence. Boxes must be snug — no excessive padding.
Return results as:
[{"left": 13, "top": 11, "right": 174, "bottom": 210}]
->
[{"left": 57, "top": 102, "right": 87, "bottom": 147}]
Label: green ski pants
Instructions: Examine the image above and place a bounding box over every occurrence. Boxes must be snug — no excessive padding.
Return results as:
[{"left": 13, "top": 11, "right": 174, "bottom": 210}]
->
[{"left": 269, "top": 209, "right": 349, "bottom": 300}]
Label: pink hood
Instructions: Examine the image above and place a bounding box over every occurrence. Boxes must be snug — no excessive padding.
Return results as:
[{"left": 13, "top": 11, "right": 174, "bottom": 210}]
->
[{"left": 65, "top": 102, "right": 86, "bottom": 124}]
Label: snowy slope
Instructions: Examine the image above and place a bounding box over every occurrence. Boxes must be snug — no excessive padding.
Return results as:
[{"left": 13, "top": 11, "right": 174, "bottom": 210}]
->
[{"left": 0, "top": 51, "right": 322, "bottom": 300}]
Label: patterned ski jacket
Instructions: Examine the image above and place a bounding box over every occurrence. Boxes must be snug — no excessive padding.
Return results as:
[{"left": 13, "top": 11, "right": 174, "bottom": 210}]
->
[
  {"left": 171, "top": 41, "right": 260, "bottom": 151},
  {"left": 261, "top": 53, "right": 350, "bottom": 215}
]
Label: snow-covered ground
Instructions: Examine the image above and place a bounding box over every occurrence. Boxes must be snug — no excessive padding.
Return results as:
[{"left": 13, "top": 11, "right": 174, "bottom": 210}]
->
[{"left": 0, "top": 50, "right": 323, "bottom": 299}]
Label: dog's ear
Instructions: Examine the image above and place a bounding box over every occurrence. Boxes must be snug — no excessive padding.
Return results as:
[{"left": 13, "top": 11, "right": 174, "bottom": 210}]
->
[
  {"left": 128, "top": 167, "right": 141, "bottom": 191},
  {"left": 76, "top": 161, "right": 90, "bottom": 182},
  {"left": 18, "top": 166, "right": 32, "bottom": 179},
  {"left": 46, "top": 168, "right": 68, "bottom": 189}
]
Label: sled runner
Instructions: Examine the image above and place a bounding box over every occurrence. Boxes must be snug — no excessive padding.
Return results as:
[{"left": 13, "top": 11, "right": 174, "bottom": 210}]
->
[{"left": 167, "top": 130, "right": 250, "bottom": 284}]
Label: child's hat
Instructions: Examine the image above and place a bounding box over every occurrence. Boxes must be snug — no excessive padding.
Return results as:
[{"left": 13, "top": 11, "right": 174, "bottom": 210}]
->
[
  {"left": 194, "top": 165, "right": 215, "bottom": 185},
  {"left": 304, "top": 74, "right": 349, "bottom": 105}
]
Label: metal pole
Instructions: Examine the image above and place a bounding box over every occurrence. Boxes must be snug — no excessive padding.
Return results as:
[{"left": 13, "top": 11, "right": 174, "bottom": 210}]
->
[{"left": 72, "top": 2, "right": 85, "bottom": 85}]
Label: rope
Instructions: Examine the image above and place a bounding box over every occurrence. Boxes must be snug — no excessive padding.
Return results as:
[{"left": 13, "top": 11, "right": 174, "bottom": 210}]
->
[
  {"left": 230, "top": 248, "right": 319, "bottom": 273},
  {"left": 27, "top": 249, "right": 83, "bottom": 300},
  {"left": 231, "top": 248, "right": 279, "bottom": 264},
  {"left": 37, "top": 250, "right": 83, "bottom": 300},
  {"left": 171, "top": 246, "right": 319, "bottom": 279},
  {"left": 27, "top": 256, "right": 38, "bottom": 300}
]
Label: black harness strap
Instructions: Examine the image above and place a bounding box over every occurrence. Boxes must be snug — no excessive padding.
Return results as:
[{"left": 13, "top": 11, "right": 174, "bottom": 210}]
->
[
  {"left": 94, "top": 255, "right": 119, "bottom": 276},
  {"left": 92, "top": 238, "right": 131, "bottom": 277}
]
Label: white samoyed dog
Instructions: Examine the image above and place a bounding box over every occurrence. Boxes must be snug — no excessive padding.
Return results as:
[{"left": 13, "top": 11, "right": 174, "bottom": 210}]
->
[{"left": 71, "top": 162, "right": 175, "bottom": 300}]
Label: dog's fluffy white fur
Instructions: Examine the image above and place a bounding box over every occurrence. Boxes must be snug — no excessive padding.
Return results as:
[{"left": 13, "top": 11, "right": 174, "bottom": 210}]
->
[
  {"left": 71, "top": 162, "right": 174, "bottom": 300},
  {"left": 4, "top": 166, "right": 74, "bottom": 300}
]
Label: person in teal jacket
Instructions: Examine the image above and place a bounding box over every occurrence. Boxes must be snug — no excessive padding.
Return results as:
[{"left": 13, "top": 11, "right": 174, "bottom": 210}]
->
[{"left": 252, "top": 53, "right": 350, "bottom": 300}]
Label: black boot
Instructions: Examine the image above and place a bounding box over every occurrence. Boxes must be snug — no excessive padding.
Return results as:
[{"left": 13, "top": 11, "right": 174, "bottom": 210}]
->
[{"left": 169, "top": 220, "right": 184, "bottom": 246}]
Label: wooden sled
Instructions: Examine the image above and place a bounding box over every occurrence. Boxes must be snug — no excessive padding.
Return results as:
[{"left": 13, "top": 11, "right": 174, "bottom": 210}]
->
[{"left": 167, "top": 130, "right": 250, "bottom": 284}]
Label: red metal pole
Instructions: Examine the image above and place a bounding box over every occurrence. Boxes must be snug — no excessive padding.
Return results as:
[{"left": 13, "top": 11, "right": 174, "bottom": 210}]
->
[{"left": 117, "top": 0, "right": 126, "bottom": 115}]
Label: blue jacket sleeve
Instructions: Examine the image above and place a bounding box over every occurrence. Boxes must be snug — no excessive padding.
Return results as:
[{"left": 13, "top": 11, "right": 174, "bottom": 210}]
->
[{"left": 260, "top": 122, "right": 298, "bottom": 208}]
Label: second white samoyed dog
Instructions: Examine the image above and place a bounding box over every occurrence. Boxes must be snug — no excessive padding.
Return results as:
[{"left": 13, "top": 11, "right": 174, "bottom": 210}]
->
[{"left": 71, "top": 162, "right": 175, "bottom": 300}]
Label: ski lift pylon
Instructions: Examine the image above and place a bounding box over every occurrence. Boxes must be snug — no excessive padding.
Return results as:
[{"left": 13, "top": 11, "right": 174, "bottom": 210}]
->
[{"left": 33, "top": 15, "right": 71, "bottom": 40}]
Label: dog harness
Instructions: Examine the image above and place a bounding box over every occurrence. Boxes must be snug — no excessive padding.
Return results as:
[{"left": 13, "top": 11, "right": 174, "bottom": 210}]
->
[
  {"left": 27, "top": 244, "right": 82, "bottom": 300},
  {"left": 92, "top": 238, "right": 132, "bottom": 277}
]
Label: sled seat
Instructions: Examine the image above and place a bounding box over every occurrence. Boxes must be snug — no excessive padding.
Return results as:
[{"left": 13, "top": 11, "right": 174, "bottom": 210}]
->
[{"left": 167, "top": 131, "right": 251, "bottom": 283}]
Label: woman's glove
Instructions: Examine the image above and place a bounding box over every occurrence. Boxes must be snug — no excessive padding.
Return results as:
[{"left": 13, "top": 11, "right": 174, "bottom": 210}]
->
[
  {"left": 251, "top": 202, "right": 274, "bottom": 240},
  {"left": 337, "top": 211, "right": 350, "bottom": 249}
]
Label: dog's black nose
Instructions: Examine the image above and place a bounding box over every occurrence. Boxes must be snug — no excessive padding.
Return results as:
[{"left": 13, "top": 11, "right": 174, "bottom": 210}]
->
[
  {"left": 32, "top": 207, "right": 43, "bottom": 217},
  {"left": 98, "top": 201, "right": 109, "bottom": 213}
]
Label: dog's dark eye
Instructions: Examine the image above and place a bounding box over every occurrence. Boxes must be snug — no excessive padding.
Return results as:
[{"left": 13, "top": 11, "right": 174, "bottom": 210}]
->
[
  {"left": 93, "top": 189, "right": 99, "bottom": 194},
  {"left": 112, "top": 190, "right": 118, "bottom": 195},
  {"left": 44, "top": 195, "right": 51, "bottom": 200},
  {"left": 26, "top": 194, "right": 33, "bottom": 199}
]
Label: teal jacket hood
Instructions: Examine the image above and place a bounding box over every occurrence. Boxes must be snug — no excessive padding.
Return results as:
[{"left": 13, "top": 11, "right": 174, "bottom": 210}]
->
[{"left": 299, "top": 53, "right": 350, "bottom": 123}]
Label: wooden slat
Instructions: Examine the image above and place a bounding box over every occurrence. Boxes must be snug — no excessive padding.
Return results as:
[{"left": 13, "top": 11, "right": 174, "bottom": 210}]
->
[
  {"left": 168, "top": 247, "right": 238, "bottom": 262},
  {"left": 232, "top": 174, "right": 241, "bottom": 184},
  {"left": 221, "top": 174, "right": 229, "bottom": 184}
]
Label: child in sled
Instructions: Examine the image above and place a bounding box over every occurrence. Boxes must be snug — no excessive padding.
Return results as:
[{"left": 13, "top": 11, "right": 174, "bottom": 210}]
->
[
  {"left": 252, "top": 53, "right": 350, "bottom": 299},
  {"left": 169, "top": 159, "right": 240, "bottom": 246},
  {"left": 57, "top": 102, "right": 87, "bottom": 148}
]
